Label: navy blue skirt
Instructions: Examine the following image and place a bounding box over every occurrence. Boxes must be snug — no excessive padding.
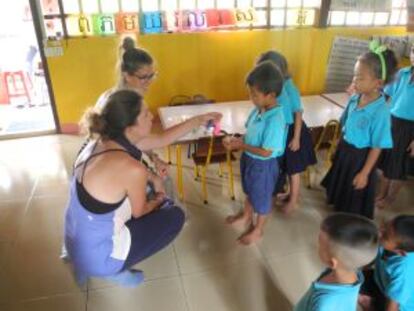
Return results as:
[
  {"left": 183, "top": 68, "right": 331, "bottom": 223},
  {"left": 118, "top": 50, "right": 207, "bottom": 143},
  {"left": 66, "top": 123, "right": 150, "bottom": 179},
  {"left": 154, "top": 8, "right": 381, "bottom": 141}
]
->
[
  {"left": 240, "top": 153, "right": 279, "bottom": 215},
  {"left": 321, "top": 140, "right": 377, "bottom": 219},
  {"left": 378, "top": 116, "right": 414, "bottom": 180},
  {"left": 282, "top": 122, "right": 317, "bottom": 174},
  {"left": 274, "top": 121, "right": 317, "bottom": 194}
]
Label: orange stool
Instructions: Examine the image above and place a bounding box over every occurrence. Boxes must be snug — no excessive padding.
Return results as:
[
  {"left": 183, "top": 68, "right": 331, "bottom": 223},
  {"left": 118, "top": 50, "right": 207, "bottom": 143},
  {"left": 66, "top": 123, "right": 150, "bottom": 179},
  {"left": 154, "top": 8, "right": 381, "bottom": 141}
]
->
[{"left": 4, "top": 71, "right": 31, "bottom": 104}]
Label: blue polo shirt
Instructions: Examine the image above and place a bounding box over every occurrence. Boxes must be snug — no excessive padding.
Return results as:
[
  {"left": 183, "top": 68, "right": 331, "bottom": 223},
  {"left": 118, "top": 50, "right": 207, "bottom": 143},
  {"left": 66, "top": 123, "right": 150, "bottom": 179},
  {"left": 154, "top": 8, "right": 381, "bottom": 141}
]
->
[
  {"left": 277, "top": 78, "right": 304, "bottom": 125},
  {"left": 294, "top": 269, "right": 364, "bottom": 311},
  {"left": 244, "top": 105, "right": 286, "bottom": 160},
  {"left": 384, "top": 67, "right": 414, "bottom": 121},
  {"left": 341, "top": 94, "right": 392, "bottom": 149},
  {"left": 375, "top": 247, "right": 414, "bottom": 311}
]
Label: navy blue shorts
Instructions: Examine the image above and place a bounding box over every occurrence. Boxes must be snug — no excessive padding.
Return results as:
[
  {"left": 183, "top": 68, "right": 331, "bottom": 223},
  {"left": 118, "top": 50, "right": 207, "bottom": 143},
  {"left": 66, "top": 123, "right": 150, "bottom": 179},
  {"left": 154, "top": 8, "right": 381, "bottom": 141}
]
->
[{"left": 240, "top": 153, "right": 279, "bottom": 215}]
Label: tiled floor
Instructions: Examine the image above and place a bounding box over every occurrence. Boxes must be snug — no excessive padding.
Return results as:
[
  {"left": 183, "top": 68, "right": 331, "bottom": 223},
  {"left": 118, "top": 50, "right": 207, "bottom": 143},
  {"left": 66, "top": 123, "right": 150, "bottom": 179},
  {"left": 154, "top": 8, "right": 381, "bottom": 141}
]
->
[{"left": 0, "top": 135, "right": 412, "bottom": 311}]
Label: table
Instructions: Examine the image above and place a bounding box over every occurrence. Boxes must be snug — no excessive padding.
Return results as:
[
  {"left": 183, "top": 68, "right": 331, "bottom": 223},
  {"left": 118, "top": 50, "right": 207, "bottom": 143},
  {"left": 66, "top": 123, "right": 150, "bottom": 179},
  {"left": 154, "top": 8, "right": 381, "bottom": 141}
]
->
[
  {"left": 321, "top": 92, "right": 349, "bottom": 109},
  {"left": 158, "top": 96, "right": 343, "bottom": 200}
]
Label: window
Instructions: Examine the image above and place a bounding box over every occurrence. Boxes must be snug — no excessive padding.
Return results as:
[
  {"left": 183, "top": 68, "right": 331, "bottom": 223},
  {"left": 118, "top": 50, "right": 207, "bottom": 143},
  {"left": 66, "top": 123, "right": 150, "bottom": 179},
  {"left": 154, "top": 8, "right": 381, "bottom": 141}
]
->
[
  {"left": 329, "top": 0, "right": 407, "bottom": 26},
  {"left": 270, "top": 0, "right": 321, "bottom": 27}
]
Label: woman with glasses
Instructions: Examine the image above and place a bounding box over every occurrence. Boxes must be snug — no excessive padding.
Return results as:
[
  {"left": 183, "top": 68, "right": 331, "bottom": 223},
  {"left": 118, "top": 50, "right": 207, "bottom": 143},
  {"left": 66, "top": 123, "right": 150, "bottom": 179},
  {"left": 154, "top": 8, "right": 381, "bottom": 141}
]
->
[{"left": 95, "top": 36, "right": 171, "bottom": 199}]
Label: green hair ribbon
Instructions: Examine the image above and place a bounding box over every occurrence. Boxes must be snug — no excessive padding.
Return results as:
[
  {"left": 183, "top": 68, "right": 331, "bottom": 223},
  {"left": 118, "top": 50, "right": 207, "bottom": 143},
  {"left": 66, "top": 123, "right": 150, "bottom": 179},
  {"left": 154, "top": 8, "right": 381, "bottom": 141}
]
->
[{"left": 369, "top": 40, "right": 387, "bottom": 81}]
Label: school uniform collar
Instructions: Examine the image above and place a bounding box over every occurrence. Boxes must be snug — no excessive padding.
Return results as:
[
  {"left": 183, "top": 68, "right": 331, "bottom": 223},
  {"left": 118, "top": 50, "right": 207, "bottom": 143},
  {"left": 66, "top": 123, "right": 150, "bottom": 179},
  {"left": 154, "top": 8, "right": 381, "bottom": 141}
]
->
[
  {"left": 350, "top": 94, "right": 386, "bottom": 114},
  {"left": 255, "top": 105, "right": 281, "bottom": 120},
  {"left": 312, "top": 269, "right": 363, "bottom": 291},
  {"left": 400, "top": 66, "right": 413, "bottom": 74}
]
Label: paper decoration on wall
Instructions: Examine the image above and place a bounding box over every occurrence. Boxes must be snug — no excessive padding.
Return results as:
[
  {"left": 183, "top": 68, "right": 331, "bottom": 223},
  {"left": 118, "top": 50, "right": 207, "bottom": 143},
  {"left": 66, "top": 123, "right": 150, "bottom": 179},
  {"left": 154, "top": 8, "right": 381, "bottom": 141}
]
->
[
  {"left": 205, "top": 9, "right": 236, "bottom": 27},
  {"left": 65, "top": 15, "right": 93, "bottom": 36},
  {"left": 330, "top": 0, "right": 391, "bottom": 11},
  {"left": 164, "top": 11, "right": 180, "bottom": 32},
  {"left": 140, "top": 12, "right": 164, "bottom": 33},
  {"left": 284, "top": 8, "right": 315, "bottom": 26},
  {"left": 44, "top": 18, "right": 64, "bottom": 38},
  {"left": 42, "top": 0, "right": 59, "bottom": 14},
  {"left": 78, "top": 15, "right": 93, "bottom": 35},
  {"left": 217, "top": 9, "right": 237, "bottom": 25},
  {"left": 64, "top": 8, "right": 258, "bottom": 36},
  {"left": 92, "top": 14, "right": 116, "bottom": 35},
  {"left": 234, "top": 8, "right": 257, "bottom": 26},
  {"left": 182, "top": 10, "right": 208, "bottom": 30},
  {"left": 115, "top": 13, "right": 139, "bottom": 33}
]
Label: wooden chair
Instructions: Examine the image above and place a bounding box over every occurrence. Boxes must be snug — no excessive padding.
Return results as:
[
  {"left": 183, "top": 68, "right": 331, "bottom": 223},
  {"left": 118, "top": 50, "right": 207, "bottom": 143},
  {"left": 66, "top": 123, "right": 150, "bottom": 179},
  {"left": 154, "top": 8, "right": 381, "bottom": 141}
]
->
[
  {"left": 305, "top": 119, "right": 341, "bottom": 188},
  {"left": 192, "top": 134, "right": 236, "bottom": 204}
]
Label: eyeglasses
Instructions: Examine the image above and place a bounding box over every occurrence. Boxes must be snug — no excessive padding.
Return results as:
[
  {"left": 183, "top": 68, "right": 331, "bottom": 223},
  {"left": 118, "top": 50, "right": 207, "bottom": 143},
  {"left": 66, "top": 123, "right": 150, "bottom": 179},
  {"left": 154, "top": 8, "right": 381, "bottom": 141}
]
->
[{"left": 133, "top": 71, "right": 158, "bottom": 81}]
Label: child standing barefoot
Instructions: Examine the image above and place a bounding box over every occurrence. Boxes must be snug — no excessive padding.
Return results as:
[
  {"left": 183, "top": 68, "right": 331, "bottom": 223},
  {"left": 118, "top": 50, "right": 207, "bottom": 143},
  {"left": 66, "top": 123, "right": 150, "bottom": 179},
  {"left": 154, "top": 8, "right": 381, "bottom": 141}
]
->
[{"left": 224, "top": 61, "right": 287, "bottom": 245}]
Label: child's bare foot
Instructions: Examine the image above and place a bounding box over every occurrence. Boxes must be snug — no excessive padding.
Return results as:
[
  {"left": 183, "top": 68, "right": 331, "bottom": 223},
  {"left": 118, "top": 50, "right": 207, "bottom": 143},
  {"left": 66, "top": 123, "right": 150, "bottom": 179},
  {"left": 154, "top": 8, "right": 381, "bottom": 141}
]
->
[
  {"left": 280, "top": 201, "right": 297, "bottom": 215},
  {"left": 376, "top": 196, "right": 394, "bottom": 210},
  {"left": 237, "top": 227, "right": 263, "bottom": 245},
  {"left": 375, "top": 195, "right": 386, "bottom": 204},
  {"left": 225, "top": 213, "right": 250, "bottom": 227}
]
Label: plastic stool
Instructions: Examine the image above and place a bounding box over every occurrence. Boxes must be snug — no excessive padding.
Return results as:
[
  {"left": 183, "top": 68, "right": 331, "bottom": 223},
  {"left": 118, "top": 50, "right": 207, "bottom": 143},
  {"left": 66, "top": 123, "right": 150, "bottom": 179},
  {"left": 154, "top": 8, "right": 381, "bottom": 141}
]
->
[{"left": 4, "top": 71, "right": 31, "bottom": 104}]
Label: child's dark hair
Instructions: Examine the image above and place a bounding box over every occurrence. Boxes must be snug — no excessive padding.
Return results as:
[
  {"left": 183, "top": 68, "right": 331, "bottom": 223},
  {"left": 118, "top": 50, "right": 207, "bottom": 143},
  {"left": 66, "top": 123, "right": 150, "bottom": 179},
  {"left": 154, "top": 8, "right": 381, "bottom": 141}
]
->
[
  {"left": 246, "top": 61, "right": 284, "bottom": 96},
  {"left": 81, "top": 90, "right": 143, "bottom": 140},
  {"left": 358, "top": 49, "right": 398, "bottom": 85},
  {"left": 321, "top": 213, "right": 379, "bottom": 270},
  {"left": 392, "top": 215, "right": 414, "bottom": 252},
  {"left": 120, "top": 36, "right": 153, "bottom": 75},
  {"left": 257, "top": 50, "right": 290, "bottom": 80}
]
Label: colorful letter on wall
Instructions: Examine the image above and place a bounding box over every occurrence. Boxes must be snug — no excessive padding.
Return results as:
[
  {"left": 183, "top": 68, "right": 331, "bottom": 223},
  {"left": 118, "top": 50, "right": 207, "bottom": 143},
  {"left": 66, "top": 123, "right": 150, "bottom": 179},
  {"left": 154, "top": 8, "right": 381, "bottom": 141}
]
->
[
  {"left": 205, "top": 9, "right": 236, "bottom": 27},
  {"left": 218, "top": 9, "right": 236, "bottom": 26},
  {"left": 205, "top": 9, "right": 220, "bottom": 27},
  {"left": 140, "top": 12, "right": 164, "bottom": 34},
  {"left": 78, "top": 15, "right": 93, "bottom": 35},
  {"left": 164, "top": 11, "right": 181, "bottom": 32},
  {"left": 66, "top": 15, "right": 92, "bottom": 36},
  {"left": 115, "top": 13, "right": 139, "bottom": 33},
  {"left": 92, "top": 14, "right": 116, "bottom": 35},
  {"left": 182, "top": 10, "right": 207, "bottom": 30},
  {"left": 235, "top": 8, "right": 257, "bottom": 26}
]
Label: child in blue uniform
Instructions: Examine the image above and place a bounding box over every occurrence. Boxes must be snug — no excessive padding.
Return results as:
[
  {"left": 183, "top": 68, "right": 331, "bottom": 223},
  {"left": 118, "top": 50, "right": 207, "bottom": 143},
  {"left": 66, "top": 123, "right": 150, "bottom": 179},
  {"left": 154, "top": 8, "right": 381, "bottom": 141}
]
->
[
  {"left": 295, "top": 213, "right": 378, "bottom": 311},
  {"left": 321, "top": 45, "right": 398, "bottom": 219},
  {"left": 224, "top": 61, "right": 286, "bottom": 245},
  {"left": 257, "top": 51, "right": 316, "bottom": 214},
  {"left": 376, "top": 44, "right": 414, "bottom": 209},
  {"left": 359, "top": 215, "right": 414, "bottom": 311}
]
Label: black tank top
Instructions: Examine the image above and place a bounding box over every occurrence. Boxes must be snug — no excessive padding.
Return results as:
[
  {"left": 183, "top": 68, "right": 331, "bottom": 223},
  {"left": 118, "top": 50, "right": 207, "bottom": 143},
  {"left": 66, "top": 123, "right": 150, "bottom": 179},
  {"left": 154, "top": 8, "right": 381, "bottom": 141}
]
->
[{"left": 75, "top": 136, "right": 143, "bottom": 214}]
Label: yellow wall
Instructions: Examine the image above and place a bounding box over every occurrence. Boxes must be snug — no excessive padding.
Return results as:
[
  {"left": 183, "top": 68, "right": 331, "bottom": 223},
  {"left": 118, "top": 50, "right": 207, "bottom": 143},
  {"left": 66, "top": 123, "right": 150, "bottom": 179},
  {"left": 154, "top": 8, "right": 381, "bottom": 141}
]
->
[{"left": 47, "top": 26, "right": 407, "bottom": 125}]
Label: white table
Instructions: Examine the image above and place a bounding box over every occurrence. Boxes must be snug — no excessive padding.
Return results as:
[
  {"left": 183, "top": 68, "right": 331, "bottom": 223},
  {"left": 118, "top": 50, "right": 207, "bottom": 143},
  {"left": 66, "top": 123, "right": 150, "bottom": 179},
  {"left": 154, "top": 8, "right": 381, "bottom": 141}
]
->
[
  {"left": 158, "top": 96, "right": 343, "bottom": 199},
  {"left": 159, "top": 100, "right": 251, "bottom": 143},
  {"left": 159, "top": 96, "right": 343, "bottom": 142},
  {"left": 321, "top": 92, "right": 349, "bottom": 109}
]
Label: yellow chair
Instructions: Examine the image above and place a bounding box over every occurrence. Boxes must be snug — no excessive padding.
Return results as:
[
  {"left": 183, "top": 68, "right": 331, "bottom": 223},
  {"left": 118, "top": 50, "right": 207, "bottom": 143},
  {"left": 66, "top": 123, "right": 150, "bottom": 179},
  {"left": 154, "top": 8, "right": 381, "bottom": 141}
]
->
[
  {"left": 192, "top": 135, "right": 236, "bottom": 204},
  {"left": 305, "top": 119, "right": 341, "bottom": 188}
]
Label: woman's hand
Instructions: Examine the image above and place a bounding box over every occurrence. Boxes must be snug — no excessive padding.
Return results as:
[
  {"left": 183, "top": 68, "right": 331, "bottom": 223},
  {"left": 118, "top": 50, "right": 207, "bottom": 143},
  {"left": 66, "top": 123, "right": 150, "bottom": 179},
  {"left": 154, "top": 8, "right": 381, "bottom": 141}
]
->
[
  {"left": 154, "top": 192, "right": 166, "bottom": 203},
  {"left": 153, "top": 156, "right": 169, "bottom": 178},
  {"left": 151, "top": 174, "right": 166, "bottom": 195}
]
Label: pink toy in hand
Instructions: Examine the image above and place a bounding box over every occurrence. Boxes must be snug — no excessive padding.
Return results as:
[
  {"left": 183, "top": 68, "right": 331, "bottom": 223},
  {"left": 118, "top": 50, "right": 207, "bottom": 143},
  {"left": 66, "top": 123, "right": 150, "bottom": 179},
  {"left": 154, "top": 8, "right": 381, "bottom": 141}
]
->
[{"left": 213, "top": 121, "right": 221, "bottom": 136}]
